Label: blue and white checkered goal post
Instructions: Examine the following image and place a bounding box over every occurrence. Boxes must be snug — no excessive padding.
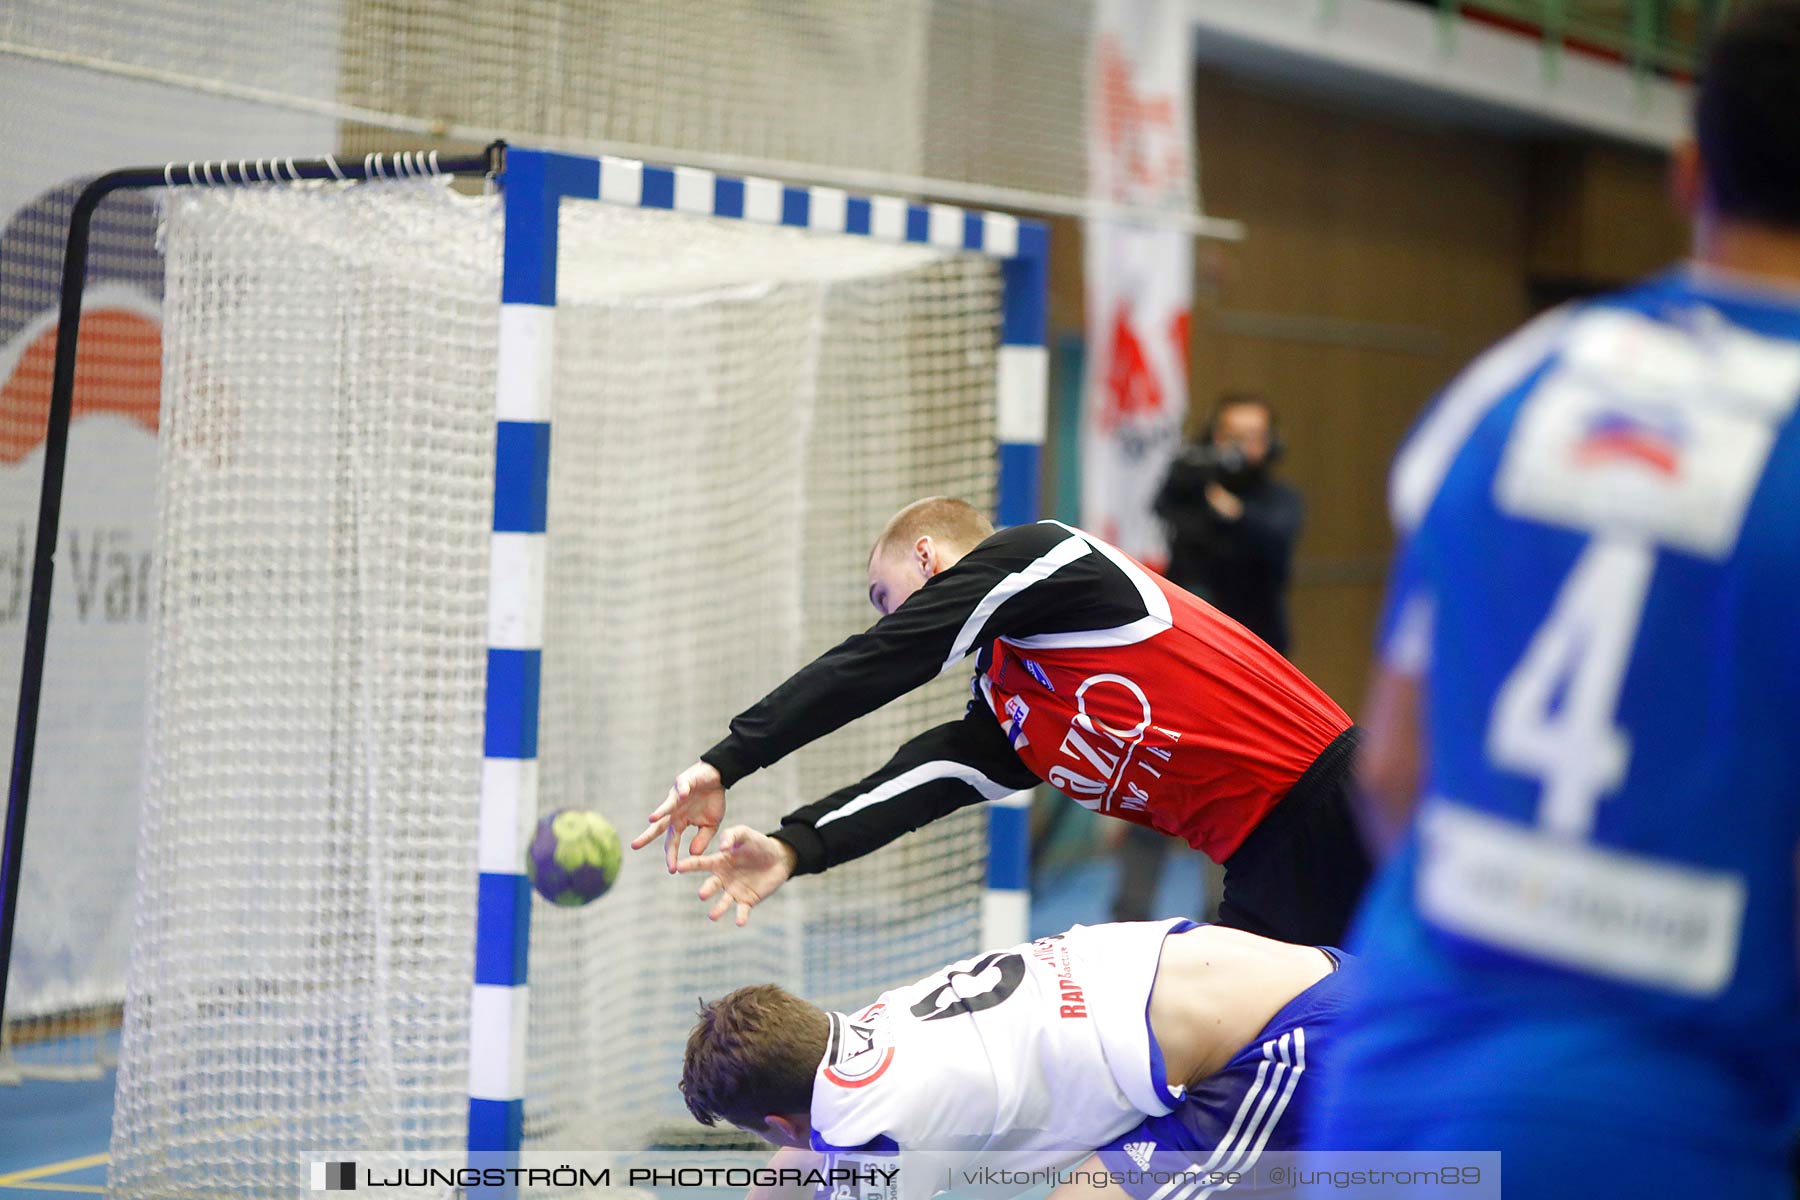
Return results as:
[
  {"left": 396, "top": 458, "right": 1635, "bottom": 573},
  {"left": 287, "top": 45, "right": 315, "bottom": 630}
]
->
[{"left": 469, "top": 147, "right": 1048, "bottom": 1168}]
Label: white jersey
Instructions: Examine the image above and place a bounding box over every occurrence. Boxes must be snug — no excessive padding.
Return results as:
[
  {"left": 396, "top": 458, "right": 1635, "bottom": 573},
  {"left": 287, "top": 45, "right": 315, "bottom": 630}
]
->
[{"left": 810, "top": 920, "right": 1191, "bottom": 1194}]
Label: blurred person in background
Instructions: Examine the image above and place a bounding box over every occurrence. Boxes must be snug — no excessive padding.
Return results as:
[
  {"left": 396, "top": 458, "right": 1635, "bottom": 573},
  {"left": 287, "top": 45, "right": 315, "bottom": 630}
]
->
[
  {"left": 1156, "top": 393, "right": 1302, "bottom": 655},
  {"left": 1110, "top": 393, "right": 1302, "bottom": 924},
  {"left": 1311, "top": 6, "right": 1800, "bottom": 1196}
]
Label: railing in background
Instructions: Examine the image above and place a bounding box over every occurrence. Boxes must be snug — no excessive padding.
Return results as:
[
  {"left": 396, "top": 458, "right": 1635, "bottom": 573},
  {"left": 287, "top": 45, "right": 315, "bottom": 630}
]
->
[{"left": 1430, "top": 0, "right": 1738, "bottom": 78}]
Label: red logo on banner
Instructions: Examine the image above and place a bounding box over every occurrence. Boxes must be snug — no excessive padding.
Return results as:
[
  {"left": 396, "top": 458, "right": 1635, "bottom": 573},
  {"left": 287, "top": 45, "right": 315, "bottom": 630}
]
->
[
  {"left": 1099, "top": 303, "right": 1161, "bottom": 432},
  {"left": 0, "top": 310, "right": 161, "bottom": 465}
]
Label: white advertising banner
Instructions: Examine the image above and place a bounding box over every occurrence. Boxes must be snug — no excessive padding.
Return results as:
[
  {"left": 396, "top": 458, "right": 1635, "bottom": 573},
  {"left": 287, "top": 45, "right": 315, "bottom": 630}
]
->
[
  {"left": 1082, "top": 0, "right": 1195, "bottom": 570},
  {"left": 0, "top": 53, "right": 334, "bottom": 1021}
]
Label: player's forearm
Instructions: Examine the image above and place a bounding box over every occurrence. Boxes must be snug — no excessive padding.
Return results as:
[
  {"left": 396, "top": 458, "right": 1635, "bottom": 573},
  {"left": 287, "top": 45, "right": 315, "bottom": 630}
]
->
[
  {"left": 1354, "top": 667, "right": 1425, "bottom": 860},
  {"left": 768, "top": 712, "right": 1037, "bottom": 875},
  {"left": 768, "top": 820, "right": 829, "bottom": 876},
  {"left": 770, "top": 778, "right": 988, "bottom": 876},
  {"left": 1047, "top": 1154, "right": 1117, "bottom": 1200},
  {"left": 702, "top": 636, "right": 943, "bottom": 786},
  {"left": 747, "top": 1147, "right": 824, "bottom": 1200}
]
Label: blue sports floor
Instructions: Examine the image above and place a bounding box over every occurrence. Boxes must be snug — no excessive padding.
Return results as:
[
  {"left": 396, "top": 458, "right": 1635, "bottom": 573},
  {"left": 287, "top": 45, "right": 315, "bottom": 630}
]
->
[
  {"left": 0, "top": 1068, "right": 111, "bottom": 1197},
  {"left": 0, "top": 849, "right": 1205, "bottom": 1195}
]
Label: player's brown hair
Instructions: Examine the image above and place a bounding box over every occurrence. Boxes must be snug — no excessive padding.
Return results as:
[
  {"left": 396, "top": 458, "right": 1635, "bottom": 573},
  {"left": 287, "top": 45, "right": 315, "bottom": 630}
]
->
[
  {"left": 869, "top": 496, "right": 995, "bottom": 566},
  {"left": 681, "top": 985, "right": 831, "bottom": 1130}
]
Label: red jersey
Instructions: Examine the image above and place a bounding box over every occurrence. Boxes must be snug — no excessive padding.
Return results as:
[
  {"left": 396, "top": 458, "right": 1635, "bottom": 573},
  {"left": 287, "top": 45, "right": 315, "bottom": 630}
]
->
[{"left": 979, "top": 569, "right": 1347, "bottom": 860}]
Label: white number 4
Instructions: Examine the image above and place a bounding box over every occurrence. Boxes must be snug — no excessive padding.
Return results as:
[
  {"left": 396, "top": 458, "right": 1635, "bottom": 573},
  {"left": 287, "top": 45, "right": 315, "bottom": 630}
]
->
[{"left": 1487, "top": 538, "right": 1657, "bottom": 838}]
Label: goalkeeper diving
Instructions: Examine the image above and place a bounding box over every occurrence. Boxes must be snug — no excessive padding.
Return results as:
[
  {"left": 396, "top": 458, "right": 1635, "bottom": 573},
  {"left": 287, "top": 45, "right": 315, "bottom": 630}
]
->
[{"left": 631, "top": 498, "right": 1367, "bottom": 945}]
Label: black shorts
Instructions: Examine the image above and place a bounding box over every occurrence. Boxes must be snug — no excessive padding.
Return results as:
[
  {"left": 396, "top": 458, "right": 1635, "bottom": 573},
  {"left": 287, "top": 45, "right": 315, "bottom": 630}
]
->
[{"left": 1217, "top": 725, "right": 1370, "bottom": 946}]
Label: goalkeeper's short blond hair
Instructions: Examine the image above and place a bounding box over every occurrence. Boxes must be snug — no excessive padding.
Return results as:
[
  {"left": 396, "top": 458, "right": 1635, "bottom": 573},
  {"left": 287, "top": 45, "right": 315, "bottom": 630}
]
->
[{"left": 869, "top": 496, "right": 995, "bottom": 565}]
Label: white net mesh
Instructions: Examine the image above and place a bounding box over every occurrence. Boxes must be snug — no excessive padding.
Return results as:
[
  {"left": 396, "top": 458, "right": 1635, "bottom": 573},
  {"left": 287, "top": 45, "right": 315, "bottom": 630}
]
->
[
  {"left": 0, "top": 54, "right": 337, "bottom": 1078},
  {"left": 110, "top": 181, "right": 504, "bottom": 1193},
  {"left": 110, "top": 179, "right": 1000, "bottom": 1191}
]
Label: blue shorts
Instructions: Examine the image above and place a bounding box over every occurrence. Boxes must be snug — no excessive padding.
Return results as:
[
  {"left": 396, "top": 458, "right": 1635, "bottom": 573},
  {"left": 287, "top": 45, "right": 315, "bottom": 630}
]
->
[{"left": 1096, "top": 948, "right": 1351, "bottom": 1199}]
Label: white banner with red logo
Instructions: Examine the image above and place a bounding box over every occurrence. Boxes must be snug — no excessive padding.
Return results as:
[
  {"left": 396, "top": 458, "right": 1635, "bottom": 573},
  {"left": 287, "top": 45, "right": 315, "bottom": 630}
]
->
[
  {"left": 1082, "top": 0, "right": 1195, "bottom": 570},
  {"left": 0, "top": 56, "right": 332, "bottom": 1022}
]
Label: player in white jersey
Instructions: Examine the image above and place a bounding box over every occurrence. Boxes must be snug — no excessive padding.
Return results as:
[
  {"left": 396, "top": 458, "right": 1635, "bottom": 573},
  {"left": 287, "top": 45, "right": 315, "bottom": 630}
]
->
[{"left": 680, "top": 921, "right": 1349, "bottom": 1200}]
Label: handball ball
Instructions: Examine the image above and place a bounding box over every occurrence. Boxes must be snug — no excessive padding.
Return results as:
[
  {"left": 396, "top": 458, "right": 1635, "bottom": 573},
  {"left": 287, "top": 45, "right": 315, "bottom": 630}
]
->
[{"left": 527, "top": 809, "right": 622, "bottom": 907}]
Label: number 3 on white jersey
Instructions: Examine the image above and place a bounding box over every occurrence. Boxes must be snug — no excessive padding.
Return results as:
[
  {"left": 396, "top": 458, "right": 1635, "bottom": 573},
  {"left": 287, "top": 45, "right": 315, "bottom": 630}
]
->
[{"left": 1486, "top": 538, "right": 1657, "bottom": 838}]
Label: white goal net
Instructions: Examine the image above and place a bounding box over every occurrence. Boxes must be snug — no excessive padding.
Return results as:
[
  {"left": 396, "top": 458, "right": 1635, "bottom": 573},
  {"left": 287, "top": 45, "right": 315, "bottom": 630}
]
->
[{"left": 109, "top": 178, "right": 1000, "bottom": 1195}]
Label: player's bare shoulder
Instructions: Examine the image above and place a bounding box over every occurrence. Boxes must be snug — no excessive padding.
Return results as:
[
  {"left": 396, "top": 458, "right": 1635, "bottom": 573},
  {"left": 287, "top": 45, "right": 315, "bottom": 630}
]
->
[{"left": 1147, "top": 925, "right": 1336, "bottom": 1085}]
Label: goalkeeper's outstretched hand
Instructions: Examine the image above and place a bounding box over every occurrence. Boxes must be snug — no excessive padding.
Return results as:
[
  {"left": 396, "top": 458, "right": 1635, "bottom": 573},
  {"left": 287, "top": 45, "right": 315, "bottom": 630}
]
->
[
  {"left": 674, "top": 826, "right": 798, "bottom": 927},
  {"left": 632, "top": 760, "right": 728, "bottom": 873}
]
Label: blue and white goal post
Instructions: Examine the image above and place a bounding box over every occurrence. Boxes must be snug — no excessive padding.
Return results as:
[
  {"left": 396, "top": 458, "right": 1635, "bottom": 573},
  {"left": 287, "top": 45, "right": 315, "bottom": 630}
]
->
[{"left": 470, "top": 147, "right": 1048, "bottom": 1165}]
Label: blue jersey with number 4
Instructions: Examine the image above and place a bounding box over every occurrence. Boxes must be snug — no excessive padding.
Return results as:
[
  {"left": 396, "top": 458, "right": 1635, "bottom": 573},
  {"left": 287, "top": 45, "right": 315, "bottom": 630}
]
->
[{"left": 1348, "top": 268, "right": 1800, "bottom": 1146}]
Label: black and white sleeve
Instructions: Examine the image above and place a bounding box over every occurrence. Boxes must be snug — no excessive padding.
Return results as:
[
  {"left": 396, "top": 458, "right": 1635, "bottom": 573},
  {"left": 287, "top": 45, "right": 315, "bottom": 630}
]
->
[
  {"left": 768, "top": 700, "right": 1042, "bottom": 876},
  {"left": 700, "top": 521, "right": 1140, "bottom": 787}
]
